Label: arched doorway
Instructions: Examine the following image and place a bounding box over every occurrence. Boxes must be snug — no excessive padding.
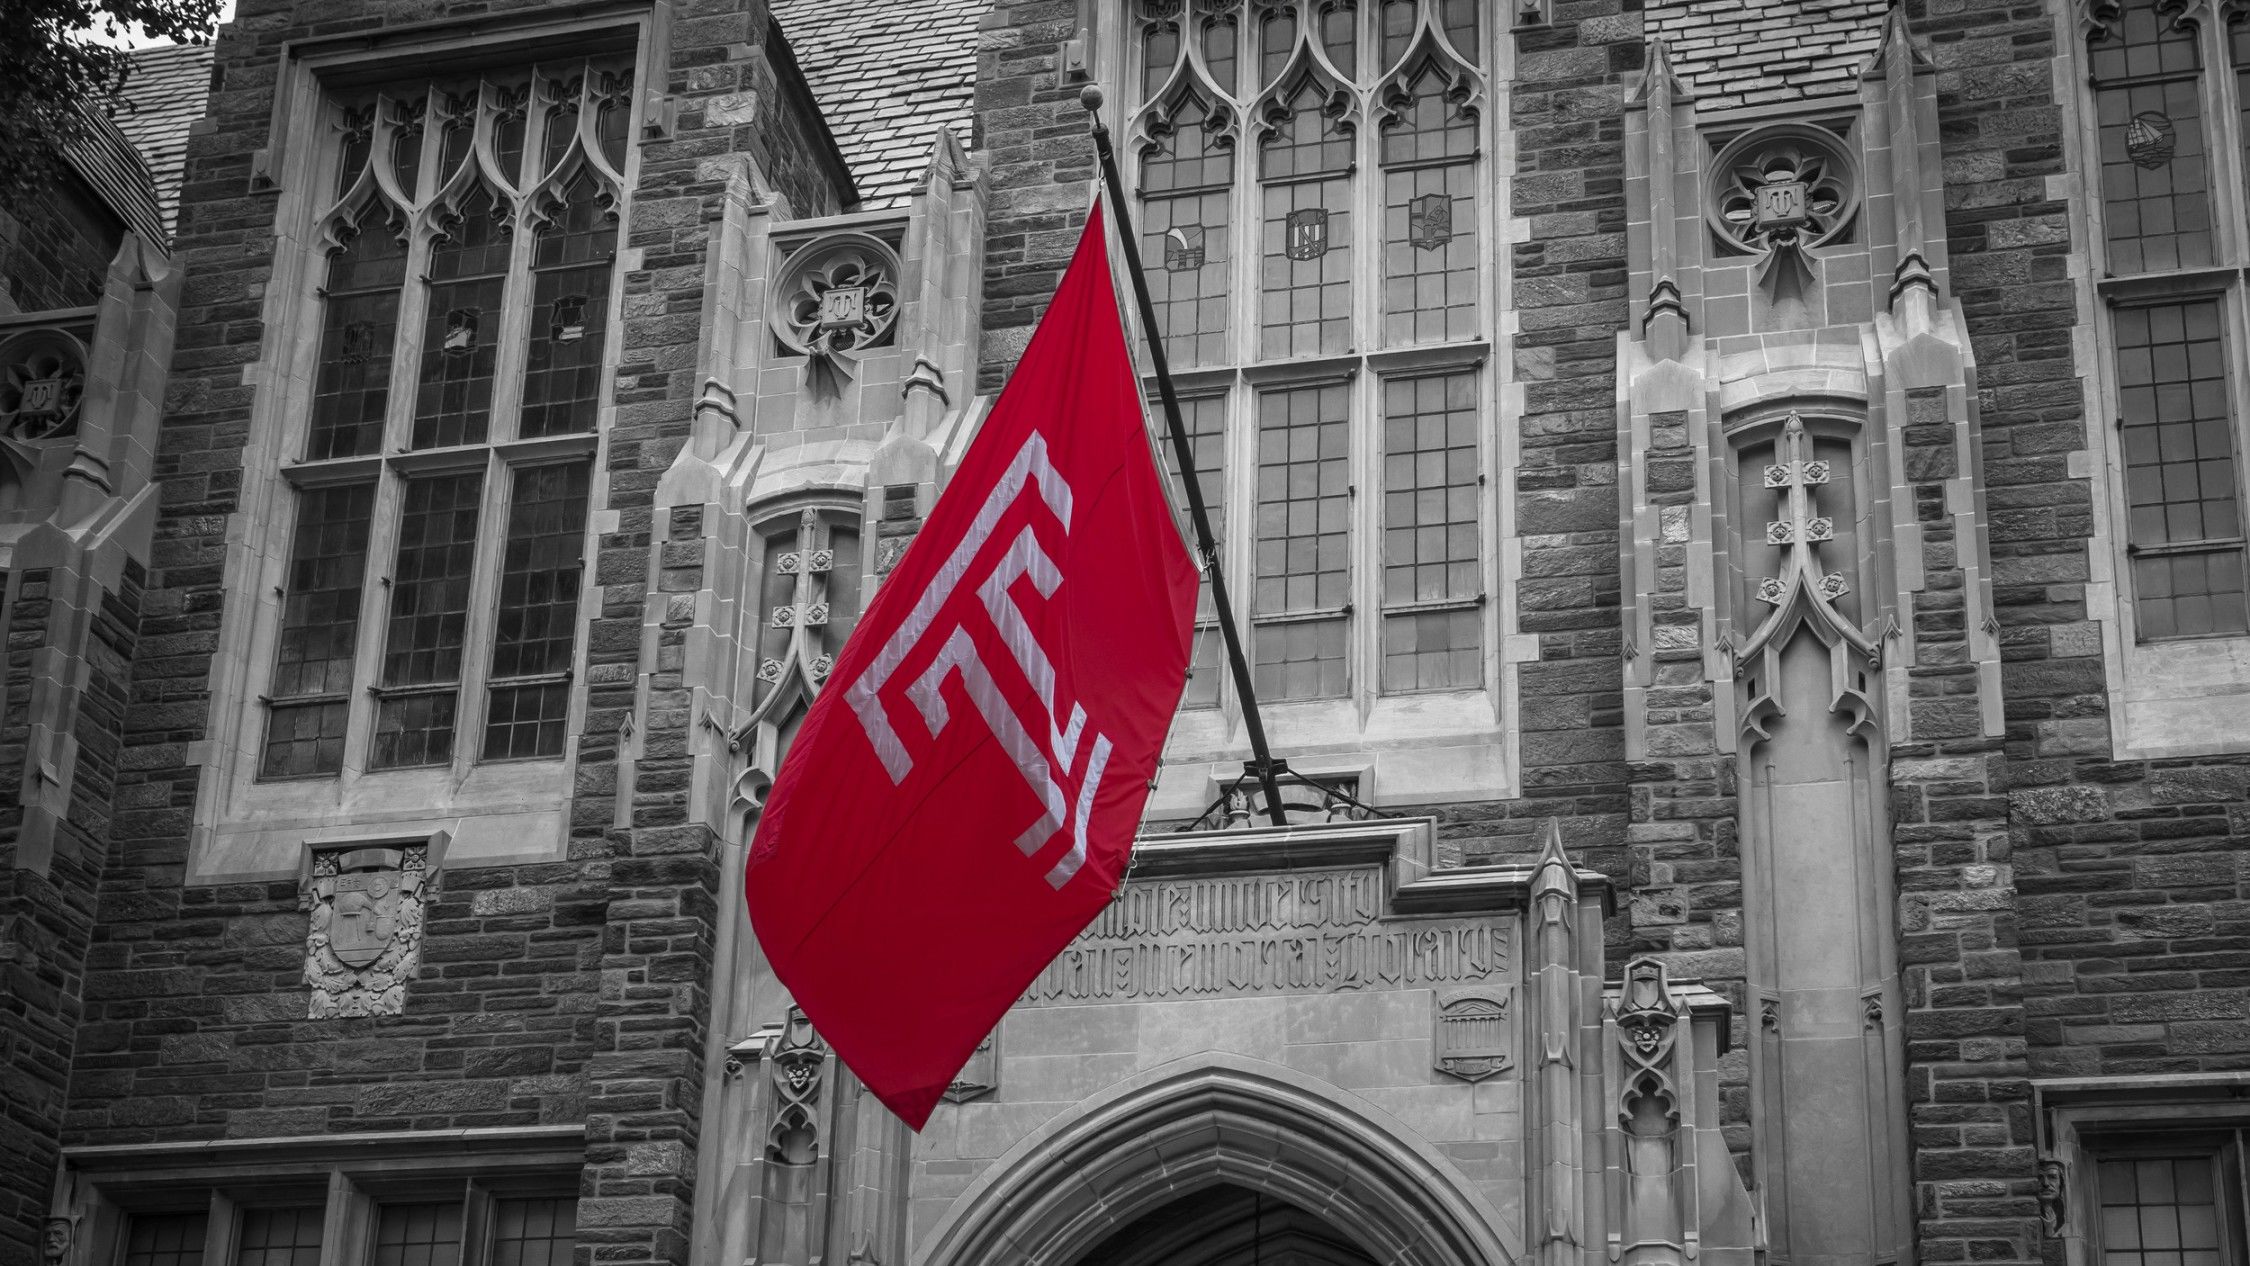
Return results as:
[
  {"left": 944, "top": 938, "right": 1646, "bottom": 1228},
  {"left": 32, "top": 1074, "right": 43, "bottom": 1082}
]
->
[
  {"left": 1071, "top": 1185, "right": 1379, "bottom": 1266},
  {"left": 916, "top": 1055, "right": 1516, "bottom": 1266}
]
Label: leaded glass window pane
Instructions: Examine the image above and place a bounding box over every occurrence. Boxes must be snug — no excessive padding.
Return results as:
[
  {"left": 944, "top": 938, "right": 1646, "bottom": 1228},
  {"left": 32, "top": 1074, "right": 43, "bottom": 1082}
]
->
[
  {"left": 2116, "top": 299, "right": 2249, "bottom": 638},
  {"left": 1260, "top": 176, "right": 1352, "bottom": 358},
  {"left": 2092, "top": 4, "right": 2213, "bottom": 274},
  {"left": 485, "top": 461, "right": 591, "bottom": 760},
  {"left": 1159, "top": 393, "right": 1228, "bottom": 708},
  {"left": 263, "top": 482, "right": 376, "bottom": 779},
  {"left": 373, "top": 1204, "right": 463, "bottom": 1266},
  {"left": 522, "top": 171, "right": 617, "bottom": 438},
  {"left": 1380, "top": 0, "right": 1415, "bottom": 68},
  {"left": 1203, "top": 13, "right": 1237, "bottom": 96},
  {"left": 308, "top": 215, "right": 406, "bottom": 461},
  {"left": 1142, "top": 100, "right": 1233, "bottom": 368},
  {"left": 1255, "top": 384, "right": 1351, "bottom": 700},
  {"left": 1260, "top": 9, "right": 1296, "bottom": 86},
  {"left": 235, "top": 1209, "right": 323, "bottom": 1266},
  {"left": 1381, "top": 372, "right": 1481, "bottom": 691},
  {"left": 2233, "top": 20, "right": 2250, "bottom": 208},
  {"left": 1319, "top": 0, "right": 1356, "bottom": 80},
  {"left": 491, "top": 1199, "right": 577, "bottom": 1266},
  {"left": 414, "top": 186, "right": 510, "bottom": 449},
  {"left": 124, "top": 1214, "right": 207, "bottom": 1266},
  {"left": 2098, "top": 1157, "right": 2225, "bottom": 1266},
  {"left": 374, "top": 471, "right": 483, "bottom": 768}
]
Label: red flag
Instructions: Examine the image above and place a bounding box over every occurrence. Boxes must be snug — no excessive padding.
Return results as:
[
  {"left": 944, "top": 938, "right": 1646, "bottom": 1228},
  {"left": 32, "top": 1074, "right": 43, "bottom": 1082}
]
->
[{"left": 746, "top": 201, "right": 1198, "bottom": 1129}]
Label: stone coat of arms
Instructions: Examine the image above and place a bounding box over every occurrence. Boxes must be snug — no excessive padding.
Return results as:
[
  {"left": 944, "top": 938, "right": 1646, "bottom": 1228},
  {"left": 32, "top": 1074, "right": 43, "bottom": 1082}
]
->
[{"left": 299, "top": 840, "right": 439, "bottom": 1018}]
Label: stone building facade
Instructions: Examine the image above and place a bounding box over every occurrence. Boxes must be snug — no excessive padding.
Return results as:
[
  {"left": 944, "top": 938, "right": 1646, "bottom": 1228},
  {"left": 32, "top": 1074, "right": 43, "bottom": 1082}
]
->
[{"left": 2, "top": 2, "right": 2248, "bottom": 1266}]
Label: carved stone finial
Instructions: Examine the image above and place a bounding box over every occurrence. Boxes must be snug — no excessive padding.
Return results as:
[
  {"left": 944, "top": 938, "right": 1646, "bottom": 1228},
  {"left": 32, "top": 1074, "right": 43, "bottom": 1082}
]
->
[
  {"left": 1529, "top": 818, "right": 1578, "bottom": 907},
  {"left": 1611, "top": 958, "right": 1685, "bottom": 1125},
  {"left": 766, "top": 1006, "right": 828, "bottom": 1166}
]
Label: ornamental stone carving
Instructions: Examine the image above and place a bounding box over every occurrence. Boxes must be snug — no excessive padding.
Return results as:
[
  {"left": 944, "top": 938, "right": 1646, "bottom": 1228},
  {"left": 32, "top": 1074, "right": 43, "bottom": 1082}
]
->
[
  {"left": 942, "top": 1029, "right": 999, "bottom": 1103},
  {"left": 1433, "top": 988, "right": 1513, "bottom": 1082},
  {"left": 1706, "top": 124, "right": 1858, "bottom": 257},
  {"left": 772, "top": 232, "right": 903, "bottom": 387},
  {"left": 298, "top": 835, "right": 444, "bottom": 1018},
  {"left": 0, "top": 329, "right": 88, "bottom": 442}
]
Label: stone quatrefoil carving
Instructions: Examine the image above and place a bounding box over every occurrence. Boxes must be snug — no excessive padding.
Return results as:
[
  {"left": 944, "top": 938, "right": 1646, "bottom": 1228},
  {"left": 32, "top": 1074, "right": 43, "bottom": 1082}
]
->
[
  {"left": 1706, "top": 125, "right": 1859, "bottom": 257},
  {"left": 0, "top": 330, "right": 88, "bottom": 442},
  {"left": 773, "top": 233, "right": 902, "bottom": 360}
]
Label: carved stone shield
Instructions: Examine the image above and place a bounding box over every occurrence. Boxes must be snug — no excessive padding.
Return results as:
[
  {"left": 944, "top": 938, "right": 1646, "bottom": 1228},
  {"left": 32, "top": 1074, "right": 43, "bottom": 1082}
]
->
[
  {"left": 329, "top": 871, "right": 401, "bottom": 969},
  {"left": 942, "top": 1029, "right": 999, "bottom": 1104},
  {"left": 1434, "top": 988, "right": 1513, "bottom": 1082}
]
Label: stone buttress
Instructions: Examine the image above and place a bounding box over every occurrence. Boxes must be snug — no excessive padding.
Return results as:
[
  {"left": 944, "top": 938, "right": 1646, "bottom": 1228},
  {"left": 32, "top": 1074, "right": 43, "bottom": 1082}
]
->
[
  {"left": 645, "top": 131, "right": 989, "bottom": 1266},
  {"left": 1618, "top": 13, "right": 2006, "bottom": 1266}
]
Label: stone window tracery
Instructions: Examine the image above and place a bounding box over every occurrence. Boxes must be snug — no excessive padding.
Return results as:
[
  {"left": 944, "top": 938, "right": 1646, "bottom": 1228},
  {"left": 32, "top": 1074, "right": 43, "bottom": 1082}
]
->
[
  {"left": 2080, "top": 0, "right": 2250, "bottom": 640},
  {"left": 1127, "top": 0, "right": 1491, "bottom": 709},
  {"left": 259, "top": 52, "right": 632, "bottom": 781}
]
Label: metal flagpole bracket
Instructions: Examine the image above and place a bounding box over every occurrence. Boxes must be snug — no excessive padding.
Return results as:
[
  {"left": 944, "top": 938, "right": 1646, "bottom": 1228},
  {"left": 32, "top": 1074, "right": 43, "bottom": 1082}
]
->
[{"left": 1080, "top": 84, "right": 1289, "bottom": 830}]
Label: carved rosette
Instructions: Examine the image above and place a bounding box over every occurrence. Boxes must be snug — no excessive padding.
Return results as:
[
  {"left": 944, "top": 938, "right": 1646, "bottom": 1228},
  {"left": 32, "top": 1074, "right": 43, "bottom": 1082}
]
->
[
  {"left": 299, "top": 840, "right": 438, "bottom": 1018},
  {"left": 772, "top": 232, "right": 902, "bottom": 398},
  {"left": 1706, "top": 124, "right": 1859, "bottom": 257},
  {"left": 0, "top": 329, "right": 89, "bottom": 442}
]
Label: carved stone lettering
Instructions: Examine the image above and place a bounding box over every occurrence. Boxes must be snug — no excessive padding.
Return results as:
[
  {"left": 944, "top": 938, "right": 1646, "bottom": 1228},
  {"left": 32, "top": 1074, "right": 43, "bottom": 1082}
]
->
[{"left": 1021, "top": 868, "right": 1510, "bottom": 1006}]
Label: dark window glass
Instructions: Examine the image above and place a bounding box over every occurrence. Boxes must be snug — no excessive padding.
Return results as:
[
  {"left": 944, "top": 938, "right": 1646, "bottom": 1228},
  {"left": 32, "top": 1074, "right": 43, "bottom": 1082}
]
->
[
  {"left": 2234, "top": 20, "right": 2250, "bottom": 210},
  {"left": 438, "top": 87, "right": 476, "bottom": 178},
  {"left": 1144, "top": 18, "right": 1181, "bottom": 101},
  {"left": 542, "top": 75, "right": 582, "bottom": 174},
  {"left": 1380, "top": 72, "right": 1477, "bottom": 346},
  {"left": 1261, "top": 8, "right": 1296, "bottom": 85},
  {"left": 235, "top": 1209, "right": 323, "bottom": 1266},
  {"left": 414, "top": 186, "right": 510, "bottom": 449},
  {"left": 373, "top": 1204, "right": 462, "bottom": 1266},
  {"left": 263, "top": 483, "right": 376, "bottom": 778},
  {"left": 2092, "top": 3, "right": 2213, "bottom": 273},
  {"left": 492, "top": 80, "right": 531, "bottom": 184},
  {"left": 2097, "top": 1156, "right": 2224, "bottom": 1266},
  {"left": 485, "top": 462, "right": 590, "bottom": 760},
  {"left": 1441, "top": 0, "right": 1477, "bottom": 61},
  {"left": 596, "top": 71, "right": 633, "bottom": 170},
  {"left": 389, "top": 93, "right": 425, "bottom": 201},
  {"left": 1381, "top": 372, "right": 1482, "bottom": 691},
  {"left": 1259, "top": 175, "right": 1352, "bottom": 358},
  {"left": 1158, "top": 394, "right": 1228, "bottom": 708},
  {"left": 1143, "top": 101, "right": 1233, "bottom": 369},
  {"left": 1319, "top": 0, "right": 1356, "bottom": 81},
  {"left": 1203, "top": 14, "right": 1237, "bottom": 96},
  {"left": 521, "top": 171, "right": 617, "bottom": 438},
  {"left": 1260, "top": 80, "right": 1354, "bottom": 179},
  {"left": 1254, "top": 383, "right": 1351, "bottom": 700},
  {"left": 124, "top": 1214, "right": 207, "bottom": 1266},
  {"left": 1380, "top": 0, "right": 1415, "bottom": 68},
  {"left": 2116, "top": 299, "right": 2249, "bottom": 638},
  {"left": 374, "top": 472, "right": 483, "bottom": 768},
  {"left": 336, "top": 102, "right": 375, "bottom": 201},
  {"left": 308, "top": 214, "right": 407, "bottom": 460},
  {"left": 490, "top": 1199, "right": 576, "bottom": 1266}
]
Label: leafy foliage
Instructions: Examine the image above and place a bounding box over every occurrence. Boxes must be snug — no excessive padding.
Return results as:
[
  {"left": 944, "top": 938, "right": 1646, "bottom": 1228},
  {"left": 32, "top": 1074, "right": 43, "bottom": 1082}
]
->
[{"left": 0, "top": 0, "right": 222, "bottom": 198}]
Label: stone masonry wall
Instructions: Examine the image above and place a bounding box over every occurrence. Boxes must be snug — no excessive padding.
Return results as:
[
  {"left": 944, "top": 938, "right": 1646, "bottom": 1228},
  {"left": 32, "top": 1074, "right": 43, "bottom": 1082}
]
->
[
  {"left": 0, "top": 564, "right": 144, "bottom": 1266},
  {"left": 0, "top": 176, "right": 122, "bottom": 315},
  {"left": 67, "top": 8, "right": 851, "bottom": 1266}
]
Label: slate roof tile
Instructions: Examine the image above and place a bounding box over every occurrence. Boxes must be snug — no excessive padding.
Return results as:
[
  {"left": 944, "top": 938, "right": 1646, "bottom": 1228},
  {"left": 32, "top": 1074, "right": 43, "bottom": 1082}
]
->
[
  {"left": 772, "top": 0, "right": 982, "bottom": 209},
  {"left": 110, "top": 42, "right": 215, "bottom": 236},
  {"left": 1649, "top": 0, "right": 1889, "bottom": 111},
  {"left": 60, "top": 104, "right": 168, "bottom": 250}
]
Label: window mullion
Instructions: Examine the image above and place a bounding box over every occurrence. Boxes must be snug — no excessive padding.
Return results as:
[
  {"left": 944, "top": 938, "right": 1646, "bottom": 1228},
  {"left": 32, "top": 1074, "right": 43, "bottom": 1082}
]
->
[
  {"left": 342, "top": 465, "right": 408, "bottom": 779},
  {"left": 2199, "top": 17, "right": 2249, "bottom": 265},
  {"left": 454, "top": 448, "right": 514, "bottom": 775},
  {"left": 385, "top": 219, "right": 440, "bottom": 457}
]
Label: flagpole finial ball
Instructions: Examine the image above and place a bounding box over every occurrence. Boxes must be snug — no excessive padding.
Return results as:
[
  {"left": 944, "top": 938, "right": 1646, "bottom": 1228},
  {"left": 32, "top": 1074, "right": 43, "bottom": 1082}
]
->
[{"left": 1080, "top": 85, "right": 1104, "bottom": 114}]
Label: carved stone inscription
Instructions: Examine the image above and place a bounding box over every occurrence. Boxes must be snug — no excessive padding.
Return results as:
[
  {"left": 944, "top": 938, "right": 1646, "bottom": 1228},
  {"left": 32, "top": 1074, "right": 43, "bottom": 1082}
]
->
[{"left": 1022, "top": 868, "right": 1509, "bottom": 1006}]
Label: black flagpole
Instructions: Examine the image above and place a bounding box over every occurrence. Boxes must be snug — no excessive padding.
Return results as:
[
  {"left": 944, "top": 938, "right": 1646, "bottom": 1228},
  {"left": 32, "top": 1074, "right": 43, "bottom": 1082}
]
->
[{"left": 1080, "top": 84, "right": 1289, "bottom": 830}]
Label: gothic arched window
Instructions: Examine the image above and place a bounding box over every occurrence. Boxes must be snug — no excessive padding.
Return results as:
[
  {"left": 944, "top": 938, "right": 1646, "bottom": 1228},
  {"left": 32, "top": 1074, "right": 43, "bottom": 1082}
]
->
[
  {"left": 2083, "top": 0, "right": 2250, "bottom": 640},
  {"left": 1128, "top": 0, "right": 1491, "bottom": 706},
  {"left": 260, "top": 55, "right": 633, "bottom": 780}
]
